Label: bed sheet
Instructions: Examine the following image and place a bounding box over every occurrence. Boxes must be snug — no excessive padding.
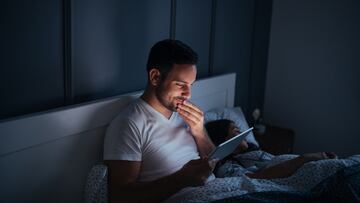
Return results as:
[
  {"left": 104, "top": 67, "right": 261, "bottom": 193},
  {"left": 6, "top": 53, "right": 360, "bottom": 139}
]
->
[{"left": 164, "top": 155, "right": 360, "bottom": 203}]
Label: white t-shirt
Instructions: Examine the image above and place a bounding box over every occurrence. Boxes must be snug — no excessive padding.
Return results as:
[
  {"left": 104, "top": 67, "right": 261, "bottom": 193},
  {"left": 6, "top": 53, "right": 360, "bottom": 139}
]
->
[{"left": 103, "top": 98, "right": 201, "bottom": 182}]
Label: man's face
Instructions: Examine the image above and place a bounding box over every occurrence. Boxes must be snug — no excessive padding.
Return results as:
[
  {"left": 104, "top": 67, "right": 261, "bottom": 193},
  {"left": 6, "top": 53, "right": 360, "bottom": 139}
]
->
[{"left": 155, "top": 64, "right": 197, "bottom": 112}]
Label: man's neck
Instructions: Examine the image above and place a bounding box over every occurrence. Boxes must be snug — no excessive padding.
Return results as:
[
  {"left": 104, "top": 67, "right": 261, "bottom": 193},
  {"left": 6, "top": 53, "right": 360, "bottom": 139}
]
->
[{"left": 141, "top": 89, "right": 173, "bottom": 119}]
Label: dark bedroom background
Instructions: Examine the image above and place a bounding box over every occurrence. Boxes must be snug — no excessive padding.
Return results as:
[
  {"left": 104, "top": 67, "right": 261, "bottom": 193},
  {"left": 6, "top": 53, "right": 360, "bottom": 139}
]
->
[
  {"left": 0, "top": 0, "right": 271, "bottom": 121},
  {"left": 1, "top": 0, "right": 359, "bottom": 156}
]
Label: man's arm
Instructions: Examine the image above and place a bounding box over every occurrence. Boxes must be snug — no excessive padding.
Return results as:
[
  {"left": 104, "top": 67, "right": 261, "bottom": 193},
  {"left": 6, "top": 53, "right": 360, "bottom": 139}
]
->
[
  {"left": 106, "top": 158, "right": 214, "bottom": 203},
  {"left": 192, "top": 129, "right": 215, "bottom": 158},
  {"left": 177, "top": 101, "right": 215, "bottom": 157}
]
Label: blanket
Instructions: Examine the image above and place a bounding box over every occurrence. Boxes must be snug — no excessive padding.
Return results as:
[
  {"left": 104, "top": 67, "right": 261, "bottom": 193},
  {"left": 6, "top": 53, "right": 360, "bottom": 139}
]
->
[
  {"left": 213, "top": 163, "right": 360, "bottom": 203},
  {"left": 165, "top": 155, "right": 360, "bottom": 203}
]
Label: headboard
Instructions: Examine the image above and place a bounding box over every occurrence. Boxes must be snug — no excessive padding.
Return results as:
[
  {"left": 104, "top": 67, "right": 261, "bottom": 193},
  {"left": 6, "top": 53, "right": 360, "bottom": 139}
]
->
[{"left": 0, "top": 73, "right": 236, "bottom": 202}]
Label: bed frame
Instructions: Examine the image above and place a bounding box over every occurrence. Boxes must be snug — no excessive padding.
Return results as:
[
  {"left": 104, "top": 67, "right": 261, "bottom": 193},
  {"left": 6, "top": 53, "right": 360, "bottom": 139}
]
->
[{"left": 0, "top": 73, "right": 236, "bottom": 202}]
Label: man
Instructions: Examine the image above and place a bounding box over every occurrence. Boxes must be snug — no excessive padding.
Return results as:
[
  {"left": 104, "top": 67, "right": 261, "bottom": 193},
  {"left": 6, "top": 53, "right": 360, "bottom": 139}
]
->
[{"left": 103, "top": 39, "right": 216, "bottom": 202}]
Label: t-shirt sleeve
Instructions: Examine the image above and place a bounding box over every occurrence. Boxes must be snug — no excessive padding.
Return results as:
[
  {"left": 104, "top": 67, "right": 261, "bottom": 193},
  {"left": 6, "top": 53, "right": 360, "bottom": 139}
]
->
[{"left": 103, "top": 116, "right": 142, "bottom": 161}]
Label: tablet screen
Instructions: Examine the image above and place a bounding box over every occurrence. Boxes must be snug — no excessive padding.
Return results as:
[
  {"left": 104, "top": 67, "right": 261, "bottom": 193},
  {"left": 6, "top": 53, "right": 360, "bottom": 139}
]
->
[{"left": 209, "top": 127, "right": 253, "bottom": 160}]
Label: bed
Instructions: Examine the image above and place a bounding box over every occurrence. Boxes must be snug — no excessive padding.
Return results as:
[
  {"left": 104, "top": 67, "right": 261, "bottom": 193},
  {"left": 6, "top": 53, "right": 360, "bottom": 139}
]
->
[{"left": 1, "top": 73, "right": 359, "bottom": 202}]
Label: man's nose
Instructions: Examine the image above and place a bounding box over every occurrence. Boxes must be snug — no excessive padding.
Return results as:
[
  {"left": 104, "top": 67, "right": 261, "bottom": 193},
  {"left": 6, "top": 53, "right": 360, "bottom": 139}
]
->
[{"left": 182, "top": 86, "right": 191, "bottom": 99}]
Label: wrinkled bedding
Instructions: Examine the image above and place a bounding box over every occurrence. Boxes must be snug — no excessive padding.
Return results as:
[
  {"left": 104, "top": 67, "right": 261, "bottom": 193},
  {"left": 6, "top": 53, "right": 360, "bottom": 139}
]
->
[
  {"left": 165, "top": 155, "right": 360, "bottom": 203},
  {"left": 216, "top": 151, "right": 299, "bottom": 177},
  {"left": 213, "top": 162, "right": 360, "bottom": 203}
]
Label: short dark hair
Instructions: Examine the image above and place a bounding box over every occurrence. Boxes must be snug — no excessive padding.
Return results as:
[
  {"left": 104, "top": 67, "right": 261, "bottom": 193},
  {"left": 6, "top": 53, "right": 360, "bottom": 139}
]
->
[
  {"left": 146, "top": 39, "right": 198, "bottom": 79},
  {"left": 205, "top": 119, "right": 233, "bottom": 146}
]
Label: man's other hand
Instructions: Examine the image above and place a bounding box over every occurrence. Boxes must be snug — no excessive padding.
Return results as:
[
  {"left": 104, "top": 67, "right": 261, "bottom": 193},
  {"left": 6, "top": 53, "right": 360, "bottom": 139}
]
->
[{"left": 176, "top": 158, "right": 215, "bottom": 187}]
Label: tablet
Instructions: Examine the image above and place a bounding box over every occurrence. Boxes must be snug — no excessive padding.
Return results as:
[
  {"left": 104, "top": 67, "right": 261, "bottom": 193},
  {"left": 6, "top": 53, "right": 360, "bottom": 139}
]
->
[{"left": 209, "top": 127, "right": 254, "bottom": 160}]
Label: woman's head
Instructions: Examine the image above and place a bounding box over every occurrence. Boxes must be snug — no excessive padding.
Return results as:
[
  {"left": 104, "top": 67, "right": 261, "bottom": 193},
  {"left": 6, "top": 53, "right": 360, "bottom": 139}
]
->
[
  {"left": 206, "top": 119, "right": 249, "bottom": 153},
  {"left": 205, "top": 119, "right": 240, "bottom": 146}
]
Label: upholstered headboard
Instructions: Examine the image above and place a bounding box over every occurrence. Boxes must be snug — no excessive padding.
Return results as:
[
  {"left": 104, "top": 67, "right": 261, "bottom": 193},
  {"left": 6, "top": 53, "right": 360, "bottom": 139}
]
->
[{"left": 0, "top": 73, "right": 236, "bottom": 202}]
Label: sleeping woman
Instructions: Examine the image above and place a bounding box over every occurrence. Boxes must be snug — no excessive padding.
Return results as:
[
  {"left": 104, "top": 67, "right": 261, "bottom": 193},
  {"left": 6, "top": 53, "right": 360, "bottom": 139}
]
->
[
  {"left": 166, "top": 120, "right": 360, "bottom": 203},
  {"left": 165, "top": 119, "right": 360, "bottom": 202},
  {"left": 205, "top": 119, "right": 337, "bottom": 179}
]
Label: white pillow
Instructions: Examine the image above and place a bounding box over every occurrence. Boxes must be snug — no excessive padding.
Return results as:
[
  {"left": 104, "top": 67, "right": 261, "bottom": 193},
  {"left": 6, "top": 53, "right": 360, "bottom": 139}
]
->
[{"left": 204, "top": 107, "right": 259, "bottom": 146}]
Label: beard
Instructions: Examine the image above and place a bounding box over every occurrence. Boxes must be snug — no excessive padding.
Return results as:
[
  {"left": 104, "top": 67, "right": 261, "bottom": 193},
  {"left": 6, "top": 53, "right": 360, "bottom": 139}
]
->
[{"left": 155, "top": 84, "right": 186, "bottom": 112}]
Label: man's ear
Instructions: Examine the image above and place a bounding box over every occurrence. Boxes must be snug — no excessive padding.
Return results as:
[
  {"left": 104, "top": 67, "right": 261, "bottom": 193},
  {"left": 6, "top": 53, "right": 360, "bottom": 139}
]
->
[{"left": 149, "top": 68, "right": 161, "bottom": 86}]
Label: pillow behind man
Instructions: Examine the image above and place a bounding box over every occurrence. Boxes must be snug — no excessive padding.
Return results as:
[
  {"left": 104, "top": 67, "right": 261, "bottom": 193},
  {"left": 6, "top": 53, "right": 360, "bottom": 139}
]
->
[{"left": 204, "top": 107, "right": 259, "bottom": 147}]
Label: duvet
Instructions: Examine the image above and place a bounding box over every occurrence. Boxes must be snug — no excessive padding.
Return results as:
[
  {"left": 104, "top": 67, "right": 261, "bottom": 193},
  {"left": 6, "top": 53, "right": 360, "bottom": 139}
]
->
[{"left": 165, "top": 155, "right": 360, "bottom": 203}]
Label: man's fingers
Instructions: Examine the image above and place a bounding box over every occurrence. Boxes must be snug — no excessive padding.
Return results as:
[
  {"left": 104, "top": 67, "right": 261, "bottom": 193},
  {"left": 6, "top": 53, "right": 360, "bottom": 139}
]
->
[
  {"left": 178, "top": 104, "right": 202, "bottom": 119},
  {"left": 178, "top": 109, "right": 201, "bottom": 122},
  {"left": 178, "top": 114, "right": 197, "bottom": 127},
  {"left": 177, "top": 106, "right": 202, "bottom": 127},
  {"left": 208, "top": 159, "right": 219, "bottom": 171},
  {"left": 182, "top": 101, "right": 203, "bottom": 115},
  {"left": 177, "top": 108, "right": 200, "bottom": 124}
]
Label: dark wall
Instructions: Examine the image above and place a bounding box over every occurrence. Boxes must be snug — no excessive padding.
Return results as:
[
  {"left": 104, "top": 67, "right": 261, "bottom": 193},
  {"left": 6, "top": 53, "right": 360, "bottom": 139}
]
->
[
  {"left": 247, "top": 0, "right": 273, "bottom": 118},
  {"left": 175, "top": 0, "right": 212, "bottom": 78},
  {"left": 0, "top": 0, "right": 272, "bottom": 121},
  {"left": 264, "top": 0, "right": 360, "bottom": 156},
  {"left": 212, "top": 0, "right": 272, "bottom": 117},
  {"left": 212, "top": 0, "right": 255, "bottom": 111},
  {"left": 0, "top": 0, "right": 64, "bottom": 120},
  {"left": 72, "top": 0, "right": 170, "bottom": 103}
]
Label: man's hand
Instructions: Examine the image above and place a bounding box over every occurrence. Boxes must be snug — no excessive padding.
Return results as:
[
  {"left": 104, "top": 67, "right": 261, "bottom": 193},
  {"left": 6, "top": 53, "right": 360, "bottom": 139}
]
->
[
  {"left": 177, "top": 100, "right": 215, "bottom": 157},
  {"left": 177, "top": 100, "right": 205, "bottom": 137},
  {"left": 176, "top": 158, "right": 216, "bottom": 187}
]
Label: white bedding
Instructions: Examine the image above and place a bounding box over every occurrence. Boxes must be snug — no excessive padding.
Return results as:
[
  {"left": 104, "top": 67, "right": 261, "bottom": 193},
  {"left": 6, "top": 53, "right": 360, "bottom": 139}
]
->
[{"left": 165, "top": 155, "right": 360, "bottom": 203}]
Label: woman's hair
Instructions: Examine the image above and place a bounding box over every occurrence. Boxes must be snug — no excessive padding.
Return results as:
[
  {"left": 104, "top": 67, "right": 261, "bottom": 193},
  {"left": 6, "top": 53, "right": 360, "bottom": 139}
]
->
[{"left": 205, "top": 119, "right": 234, "bottom": 146}]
